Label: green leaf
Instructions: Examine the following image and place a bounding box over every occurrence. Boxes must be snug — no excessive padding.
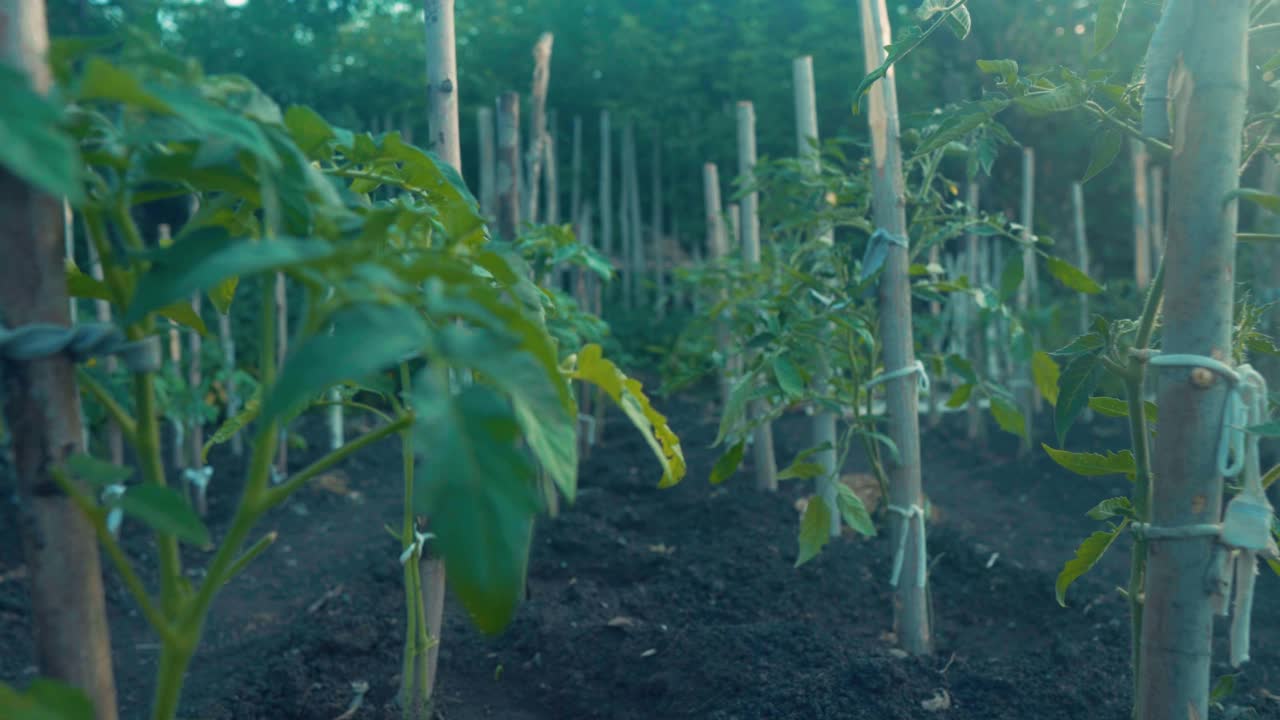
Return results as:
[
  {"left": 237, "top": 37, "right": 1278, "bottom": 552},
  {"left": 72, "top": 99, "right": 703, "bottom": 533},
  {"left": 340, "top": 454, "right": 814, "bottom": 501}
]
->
[
  {"left": 0, "top": 66, "right": 83, "bottom": 201},
  {"left": 1088, "top": 396, "right": 1158, "bottom": 424},
  {"left": 412, "top": 379, "right": 538, "bottom": 635},
  {"left": 571, "top": 345, "right": 685, "bottom": 488},
  {"left": 990, "top": 395, "right": 1026, "bottom": 439},
  {"left": 1086, "top": 496, "right": 1135, "bottom": 521},
  {"left": 76, "top": 57, "right": 173, "bottom": 113},
  {"left": 0, "top": 679, "right": 95, "bottom": 720},
  {"left": 1032, "top": 351, "right": 1061, "bottom": 407},
  {"left": 772, "top": 354, "right": 805, "bottom": 398},
  {"left": 916, "top": 99, "right": 1010, "bottom": 156},
  {"left": 778, "top": 461, "right": 826, "bottom": 481},
  {"left": 1043, "top": 444, "right": 1137, "bottom": 478},
  {"left": 715, "top": 373, "right": 755, "bottom": 446},
  {"left": 437, "top": 326, "right": 577, "bottom": 502},
  {"left": 710, "top": 442, "right": 746, "bottom": 485},
  {"left": 125, "top": 230, "right": 335, "bottom": 324},
  {"left": 1055, "top": 352, "right": 1101, "bottom": 445},
  {"left": 121, "top": 484, "right": 211, "bottom": 546},
  {"left": 66, "top": 453, "right": 133, "bottom": 486},
  {"left": 1045, "top": 256, "right": 1103, "bottom": 294},
  {"left": 66, "top": 259, "right": 113, "bottom": 302},
  {"left": 946, "top": 383, "right": 973, "bottom": 409},
  {"left": 1247, "top": 421, "right": 1280, "bottom": 437},
  {"left": 202, "top": 387, "right": 261, "bottom": 463},
  {"left": 976, "top": 58, "right": 1020, "bottom": 86},
  {"left": 262, "top": 303, "right": 429, "bottom": 425},
  {"left": 1210, "top": 673, "right": 1237, "bottom": 704},
  {"left": 1056, "top": 522, "right": 1127, "bottom": 606},
  {"left": 795, "top": 496, "right": 832, "bottom": 567},
  {"left": 944, "top": 5, "right": 972, "bottom": 40},
  {"left": 1094, "top": 0, "right": 1127, "bottom": 54},
  {"left": 284, "top": 105, "right": 337, "bottom": 161},
  {"left": 1264, "top": 51, "right": 1280, "bottom": 74},
  {"left": 1082, "top": 129, "right": 1123, "bottom": 183},
  {"left": 998, "top": 252, "right": 1024, "bottom": 302},
  {"left": 1226, "top": 188, "right": 1280, "bottom": 213},
  {"left": 1088, "top": 396, "right": 1128, "bottom": 418},
  {"left": 837, "top": 483, "right": 876, "bottom": 537},
  {"left": 158, "top": 300, "right": 209, "bottom": 336},
  {"left": 379, "top": 134, "right": 487, "bottom": 247},
  {"left": 1014, "top": 83, "right": 1086, "bottom": 115}
]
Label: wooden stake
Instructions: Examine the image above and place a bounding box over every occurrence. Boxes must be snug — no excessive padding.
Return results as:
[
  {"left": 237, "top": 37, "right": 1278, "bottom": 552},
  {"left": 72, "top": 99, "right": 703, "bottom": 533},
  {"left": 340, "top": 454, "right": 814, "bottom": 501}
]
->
[
  {"left": 704, "top": 163, "right": 732, "bottom": 410},
  {"left": 496, "top": 92, "right": 521, "bottom": 240},
  {"left": 1132, "top": 138, "right": 1152, "bottom": 289},
  {"left": 599, "top": 110, "right": 614, "bottom": 305},
  {"left": 1017, "top": 147, "right": 1036, "bottom": 453},
  {"left": 524, "top": 33, "right": 553, "bottom": 225},
  {"left": 1139, "top": 3, "right": 1248, "bottom": 717},
  {"left": 964, "top": 182, "right": 986, "bottom": 444},
  {"left": 477, "top": 107, "right": 496, "bottom": 218},
  {"left": 794, "top": 55, "right": 839, "bottom": 534},
  {"left": 859, "top": 0, "right": 932, "bottom": 656},
  {"left": 651, "top": 132, "right": 665, "bottom": 316},
  {"left": 737, "top": 101, "right": 777, "bottom": 492},
  {"left": 274, "top": 272, "right": 287, "bottom": 478},
  {"left": 420, "top": 2, "right": 460, "bottom": 711},
  {"left": 0, "top": 2, "right": 119, "bottom": 712},
  {"left": 571, "top": 115, "right": 583, "bottom": 225}
]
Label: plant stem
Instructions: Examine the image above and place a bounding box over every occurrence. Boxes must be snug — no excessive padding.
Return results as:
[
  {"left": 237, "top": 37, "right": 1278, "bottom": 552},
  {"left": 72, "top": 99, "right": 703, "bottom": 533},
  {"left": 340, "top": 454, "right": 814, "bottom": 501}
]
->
[
  {"left": 264, "top": 415, "right": 411, "bottom": 507},
  {"left": 75, "top": 367, "right": 138, "bottom": 441},
  {"left": 149, "top": 644, "right": 193, "bottom": 720}
]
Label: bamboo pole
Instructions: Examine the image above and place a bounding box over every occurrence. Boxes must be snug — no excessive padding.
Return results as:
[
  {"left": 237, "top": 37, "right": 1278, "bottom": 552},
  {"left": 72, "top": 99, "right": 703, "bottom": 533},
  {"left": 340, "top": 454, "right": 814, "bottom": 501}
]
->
[
  {"left": 795, "top": 55, "right": 840, "bottom": 534},
  {"left": 524, "top": 33, "right": 553, "bottom": 225},
  {"left": 217, "top": 312, "right": 241, "bottom": 456},
  {"left": 625, "top": 122, "right": 643, "bottom": 310},
  {"left": 737, "top": 101, "right": 777, "bottom": 492},
  {"left": 1139, "top": 3, "right": 1249, "bottom": 718},
  {"left": 705, "top": 163, "right": 732, "bottom": 410},
  {"left": 496, "top": 92, "right": 521, "bottom": 240},
  {"left": 477, "top": 107, "right": 496, "bottom": 218},
  {"left": 1132, "top": 138, "right": 1152, "bottom": 289},
  {"left": 0, "top": 2, "right": 119, "bottom": 712},
  {"left": 859, "top": 0, "right": 932, "bottom": 655},
  {"left": 1017, "top": 147, "right": 1037, "bottom": 453},
  {"left": 965, "top": 182, "right": 986, "bottom": 444}
]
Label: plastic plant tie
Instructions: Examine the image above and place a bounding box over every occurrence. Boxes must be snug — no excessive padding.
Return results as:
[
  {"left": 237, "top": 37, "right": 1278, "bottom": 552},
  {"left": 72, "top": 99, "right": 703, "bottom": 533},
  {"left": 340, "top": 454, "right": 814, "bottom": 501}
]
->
[
  {"left": 269, "top": 464, "right": 285, "bottom": 486},
  {"left": 866, "top": 360, "right": 929, "bottom": 394},
  {"left": 399, "top": 530, "right": 435, "bottom": 565},
  {"left": 0, "top": 321, "right": 162, "bottom": 373},
  {"left": 1139, "top": 355, "right": 1275, "bottom": 667},
  {"left": 886, "top": 503, "right": 927, "bottom": 589},
  {"left": 1149, "top": 353, "right": 1245, "bottom": 478},
  {"left": 183, "top": 466, "right": 213, "bottom": 491},
  {"left": 102, "top": 484, "right": 125, "bottom": 537}
]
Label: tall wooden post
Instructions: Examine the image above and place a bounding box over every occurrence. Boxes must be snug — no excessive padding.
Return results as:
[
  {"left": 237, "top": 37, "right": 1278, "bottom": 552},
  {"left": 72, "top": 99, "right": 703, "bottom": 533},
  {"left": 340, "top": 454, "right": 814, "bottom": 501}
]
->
[
  {"left": 571, "top": 115, "right": 583, "bottom": 225},
  {"left": 859, "top": 0, "right": 932, "bottom": 655},
  {"left": 0, "top": 1, "right": 119, "bottom": 714},
  {"left": 599, "top": 110, "right": 613, "bottom": 294},
  {"left": 524, "top": 33, "right": 553, "bottom": 225},
  {"left": 651, "top": 133, "right": 665, "bottom": 316}
]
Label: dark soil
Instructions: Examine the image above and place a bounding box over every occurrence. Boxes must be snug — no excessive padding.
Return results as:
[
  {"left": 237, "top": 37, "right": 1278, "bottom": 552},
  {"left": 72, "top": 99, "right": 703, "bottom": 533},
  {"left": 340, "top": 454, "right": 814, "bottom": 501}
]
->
[{"left": 4, "top": 386, "right": 1280, "bottom": 719}]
